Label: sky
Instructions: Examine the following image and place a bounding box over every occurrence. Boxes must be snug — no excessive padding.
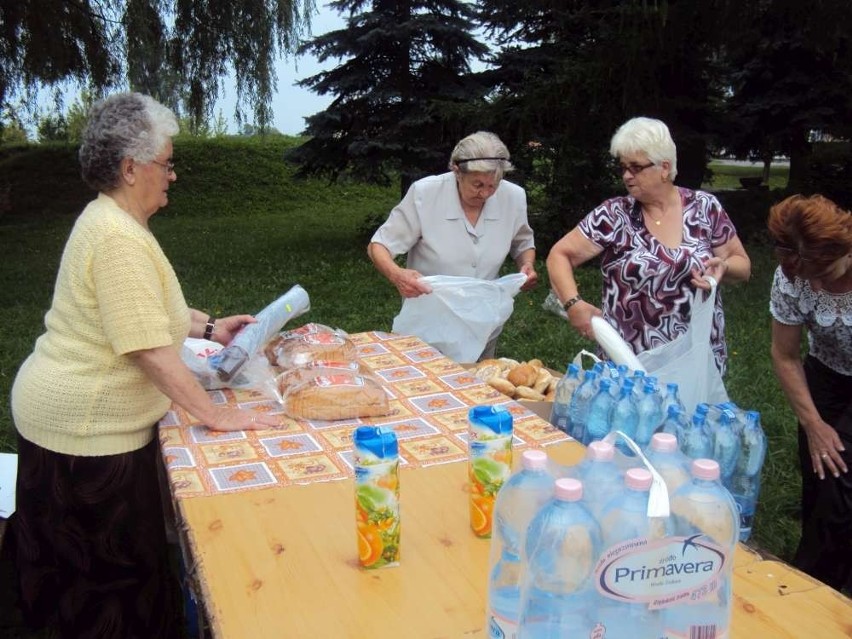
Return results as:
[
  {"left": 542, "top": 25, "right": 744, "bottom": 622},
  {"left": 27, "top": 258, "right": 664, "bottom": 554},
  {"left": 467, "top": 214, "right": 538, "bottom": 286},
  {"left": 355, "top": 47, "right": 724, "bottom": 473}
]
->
[{"left": 216, "top": 4, "right": 346, "bottom": 135}]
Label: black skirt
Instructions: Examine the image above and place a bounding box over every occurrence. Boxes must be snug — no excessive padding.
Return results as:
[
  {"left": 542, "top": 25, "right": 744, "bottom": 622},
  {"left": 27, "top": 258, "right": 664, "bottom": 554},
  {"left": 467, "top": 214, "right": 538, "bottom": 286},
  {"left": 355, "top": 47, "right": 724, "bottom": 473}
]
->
[
  {"left": 793, "top": 355, "right": 852, "bottom": 592},
  {"left": 10, "top": 433, "right": 181, "bottom": 638}
]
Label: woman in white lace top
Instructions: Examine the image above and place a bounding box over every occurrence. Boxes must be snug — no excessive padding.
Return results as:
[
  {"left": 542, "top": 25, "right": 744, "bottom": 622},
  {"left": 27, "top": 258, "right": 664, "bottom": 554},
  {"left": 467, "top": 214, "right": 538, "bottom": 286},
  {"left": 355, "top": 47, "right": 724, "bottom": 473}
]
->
[{"left": 768, "top": 194, "right": 852, "bottom": 592}]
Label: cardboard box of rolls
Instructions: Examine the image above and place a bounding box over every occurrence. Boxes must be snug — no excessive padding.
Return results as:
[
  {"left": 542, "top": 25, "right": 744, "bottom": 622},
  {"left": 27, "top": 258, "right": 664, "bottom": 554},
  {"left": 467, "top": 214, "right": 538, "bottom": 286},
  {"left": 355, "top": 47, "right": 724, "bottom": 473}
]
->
[{"left": 463, "top": 358, "right": 561, "bottom": 423}]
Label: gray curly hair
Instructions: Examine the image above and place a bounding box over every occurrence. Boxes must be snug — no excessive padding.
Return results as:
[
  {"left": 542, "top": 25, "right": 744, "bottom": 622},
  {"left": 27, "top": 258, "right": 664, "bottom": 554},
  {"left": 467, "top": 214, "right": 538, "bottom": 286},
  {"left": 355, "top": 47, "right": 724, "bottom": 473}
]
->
[
  {"left": 79, "top": 92, "right": 179, "bottom": 191},
  {"left": 449, "top": 131, "right": 514, "bottom": 181}
]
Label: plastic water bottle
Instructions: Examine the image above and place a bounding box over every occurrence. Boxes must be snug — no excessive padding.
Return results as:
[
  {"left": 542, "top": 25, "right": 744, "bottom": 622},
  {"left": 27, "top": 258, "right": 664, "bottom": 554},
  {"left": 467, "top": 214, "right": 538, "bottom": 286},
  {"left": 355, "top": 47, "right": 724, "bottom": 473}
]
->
[
  {"left": 659, "top": 403, "right": 689, "bottom": 445},
  {"left": 635, "top": 381, "right": 663, "bottom": 450},
  {"left": 596, "top": 468, "right": 668, "bottom": 638},
  {"left": 567, "top": 370, "right": 599, "bottom": 444},
  {"left": 575, "top": 440, "right": 623, "bottom": 521},
  {"left": 681, "top": 409, "right": 713, "bottom": 460},
  {"left": 585, "top": 377, "right": 615, "bottom": 444},
  {"left": 712, "top": 409, "right": 741, "bottom": 488},
  {"left": 517, "top": 478, "right": 602, "bottom": 638},
  {"left": 631, "top": 369, "right": 647, "bottom": 396},
  {"left": 644, "top": 433, "right": 692, "bottom": 498},
  {"left": 549, "top": 363, "right": 581, "bottom": 434},
  {"left": 730, "top": 411, "right": 767, "bottom": 542},
  {"left": 487, "top": 450, "right": 554, "bottom": 638},
  {"left": 667, "top": 459, "right": 739, "bottom": 639},
  {"left": 610, "top": 378, "right": 639, "bottom": 455},
  {"left": 660, "top": 382, "right": 686, "bottom": 422}
]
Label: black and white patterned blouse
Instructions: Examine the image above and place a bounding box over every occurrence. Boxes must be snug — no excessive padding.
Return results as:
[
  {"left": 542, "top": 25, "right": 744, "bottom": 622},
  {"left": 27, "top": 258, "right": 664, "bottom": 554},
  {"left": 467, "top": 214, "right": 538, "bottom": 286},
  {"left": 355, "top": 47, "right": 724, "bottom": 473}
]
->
[{"left": 770, "top": 266, "right": 852, "bottom": 375}]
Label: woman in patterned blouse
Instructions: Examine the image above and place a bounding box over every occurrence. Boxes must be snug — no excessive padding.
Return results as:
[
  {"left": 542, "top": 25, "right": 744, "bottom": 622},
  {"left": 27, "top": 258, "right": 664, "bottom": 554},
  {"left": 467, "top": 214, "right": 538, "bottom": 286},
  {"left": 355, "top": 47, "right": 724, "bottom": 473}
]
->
[
  {"left": 547, "top": 117, "right": 751, "bottom": 375},
  {"left": 769, "top": 194, "right": 851, "bottom": 592}
]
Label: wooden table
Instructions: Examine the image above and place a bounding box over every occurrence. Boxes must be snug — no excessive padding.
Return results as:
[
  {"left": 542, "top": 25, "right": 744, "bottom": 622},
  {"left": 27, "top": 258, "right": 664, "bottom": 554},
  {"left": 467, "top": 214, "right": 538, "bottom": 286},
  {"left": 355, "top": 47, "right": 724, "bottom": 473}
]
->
[{"left": 174, "top": 440, "right": 852, "bottom": 639}]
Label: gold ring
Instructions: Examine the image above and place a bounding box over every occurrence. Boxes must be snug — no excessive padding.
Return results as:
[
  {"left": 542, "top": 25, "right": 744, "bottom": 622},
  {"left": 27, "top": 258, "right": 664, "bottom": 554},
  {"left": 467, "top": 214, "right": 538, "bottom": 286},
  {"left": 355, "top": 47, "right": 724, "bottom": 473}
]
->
[{"left": 820, "top": 452, "right": 828, "bottom": 459}]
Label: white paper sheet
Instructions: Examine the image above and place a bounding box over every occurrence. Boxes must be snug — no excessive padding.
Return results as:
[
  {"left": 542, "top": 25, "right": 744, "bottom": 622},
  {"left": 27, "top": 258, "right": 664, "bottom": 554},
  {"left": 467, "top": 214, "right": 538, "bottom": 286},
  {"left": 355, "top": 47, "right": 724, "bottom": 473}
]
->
[{"left": 0, "top": 452, "right": 18, "bottom": 518}]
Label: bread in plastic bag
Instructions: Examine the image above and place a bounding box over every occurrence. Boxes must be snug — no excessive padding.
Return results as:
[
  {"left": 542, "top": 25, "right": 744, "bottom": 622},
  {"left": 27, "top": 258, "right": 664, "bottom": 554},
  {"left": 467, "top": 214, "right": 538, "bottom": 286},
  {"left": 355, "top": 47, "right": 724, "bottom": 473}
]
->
[
  {"left": 264, "top": 323, "right": 349, "bottom": 368},
  {"left": 280, "top": 373, "right": 390, "bottom": 421},
  {"left": 276, "top": 360, "right": 367, "bottom": 395}
]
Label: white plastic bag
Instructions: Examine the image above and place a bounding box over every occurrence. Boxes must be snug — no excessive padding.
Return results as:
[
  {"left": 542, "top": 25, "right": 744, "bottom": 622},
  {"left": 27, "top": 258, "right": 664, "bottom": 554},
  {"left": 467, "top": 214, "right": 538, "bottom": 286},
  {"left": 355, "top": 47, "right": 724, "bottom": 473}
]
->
[
  {"left": 636, "top": 276, "right": 729, "bottom": 415},
  {"left": 392, "top": 273, "right": 528, "bottom": 363}
]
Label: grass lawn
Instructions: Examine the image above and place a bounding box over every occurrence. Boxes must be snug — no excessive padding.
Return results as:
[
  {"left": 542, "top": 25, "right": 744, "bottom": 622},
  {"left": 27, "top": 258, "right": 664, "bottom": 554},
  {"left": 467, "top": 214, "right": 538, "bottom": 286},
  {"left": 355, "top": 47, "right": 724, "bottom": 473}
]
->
[{"left": 0, "top": 138, "right": 801, "bottom": 564}]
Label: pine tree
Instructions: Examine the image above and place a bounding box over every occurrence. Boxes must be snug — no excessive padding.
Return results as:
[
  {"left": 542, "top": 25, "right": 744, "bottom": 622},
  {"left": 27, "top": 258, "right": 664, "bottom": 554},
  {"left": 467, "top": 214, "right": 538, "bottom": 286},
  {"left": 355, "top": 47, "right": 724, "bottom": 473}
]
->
[{"left": 289, "top": 0, "right": 488, "bottom": 196}]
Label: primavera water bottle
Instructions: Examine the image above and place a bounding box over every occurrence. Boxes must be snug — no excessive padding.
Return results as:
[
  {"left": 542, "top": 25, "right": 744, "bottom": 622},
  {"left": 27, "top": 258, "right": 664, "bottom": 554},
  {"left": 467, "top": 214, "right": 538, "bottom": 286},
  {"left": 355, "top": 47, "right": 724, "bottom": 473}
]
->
[
  {"left": 596, "top": 468, "right": 669, "bottom": 638},
  {"left": 635, "top": 381, "right": 664, "bottom": 450},
  {"left": 681, "top": 409, "right": 713, "bottom": 460},
  {"left": 585, "top": 377, "right": 615, "bottom": 444},
  {"left": 730, "top": 411, "right": 767, "bottom": 542},
  {"left": 576, "top": 440, "right": 623, "bottom": 521},
  {"left": 667, "top": 459, "right": 739, "bottom": 639},
  {"left": 517, "top": 478, "right": 602, "bottom": 638},
  {"left": 567, "top": 370, "right": 599, "bottom": 444},
  {"left": 610, "top": 378, "right": 639, "bottom": 455},
  {"left": 712, "top": 409, "right": 741, "bottom": 488},
  {"left": 487, "top": 450, "right": 554, "bottom": 639},
  {"left": 661, "top": 383, "right": 686, "bottom": 423},
  {"left": 659, "top": 403, "right": 689, "bottom": 444},
  {"left": 644, "top": 433, "right": 692, "bottom": 498},
  {"left": 549, "top": 363, "right": 581, "bottom": 434}
]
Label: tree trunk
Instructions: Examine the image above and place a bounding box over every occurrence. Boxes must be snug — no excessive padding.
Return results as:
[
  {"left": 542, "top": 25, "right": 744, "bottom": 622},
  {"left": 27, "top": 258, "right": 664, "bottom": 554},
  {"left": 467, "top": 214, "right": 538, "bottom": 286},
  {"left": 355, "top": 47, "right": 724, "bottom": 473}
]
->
[{"left": 787, "top": 127, "right": 811, "bottom": 192}]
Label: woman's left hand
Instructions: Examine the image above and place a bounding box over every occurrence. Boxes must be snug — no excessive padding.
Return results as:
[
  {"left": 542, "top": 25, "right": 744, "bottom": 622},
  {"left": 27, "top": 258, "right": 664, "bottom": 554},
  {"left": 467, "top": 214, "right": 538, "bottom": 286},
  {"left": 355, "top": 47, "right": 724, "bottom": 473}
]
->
[
  {"left": 690, "top": 257, "right": 728, "bottom": 290},
  {"left": 212, "top": 314, "right": 257, "bottom": 345},
  {"left": 520, "top": 263, "right": 539, "bottom": 291}
]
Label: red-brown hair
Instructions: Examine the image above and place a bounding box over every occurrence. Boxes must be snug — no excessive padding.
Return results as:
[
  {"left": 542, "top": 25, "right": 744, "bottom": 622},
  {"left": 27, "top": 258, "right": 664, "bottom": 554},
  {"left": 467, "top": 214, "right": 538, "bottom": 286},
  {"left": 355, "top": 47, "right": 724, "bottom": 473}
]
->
[{"left": 767, "top": 194, "right": 852, "bottom": 277}]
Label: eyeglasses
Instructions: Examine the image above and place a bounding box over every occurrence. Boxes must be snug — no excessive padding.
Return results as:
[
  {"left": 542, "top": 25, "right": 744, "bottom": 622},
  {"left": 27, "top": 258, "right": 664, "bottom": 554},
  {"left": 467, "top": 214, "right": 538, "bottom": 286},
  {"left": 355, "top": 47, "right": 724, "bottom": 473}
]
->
[
  {"left": 616, "top": 161, "right": 656, "bottom": 177},
  {"left": 773, "top": 243, "right": 814, "bottom": 264},
  {"left": 151, "top": 159, "right": 176, "bottom": 174}
]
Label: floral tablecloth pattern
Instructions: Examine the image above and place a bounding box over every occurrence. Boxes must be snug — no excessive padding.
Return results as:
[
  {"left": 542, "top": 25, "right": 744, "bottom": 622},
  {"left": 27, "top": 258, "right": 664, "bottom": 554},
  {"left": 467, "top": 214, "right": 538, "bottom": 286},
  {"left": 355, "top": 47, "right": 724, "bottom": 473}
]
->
[{"left": 159, "top": 331, "right": 567, "bottom": 499}]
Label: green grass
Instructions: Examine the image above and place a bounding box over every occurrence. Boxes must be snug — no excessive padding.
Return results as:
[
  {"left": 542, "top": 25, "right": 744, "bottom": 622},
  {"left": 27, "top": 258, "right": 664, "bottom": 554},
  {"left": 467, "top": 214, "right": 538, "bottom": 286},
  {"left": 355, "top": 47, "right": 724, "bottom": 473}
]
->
[
  {"left": 0, "top": 138, "right": 801, "bottom": 562},
  {"left": 702, "top": 160, "right": 790, "bottom": 191}
]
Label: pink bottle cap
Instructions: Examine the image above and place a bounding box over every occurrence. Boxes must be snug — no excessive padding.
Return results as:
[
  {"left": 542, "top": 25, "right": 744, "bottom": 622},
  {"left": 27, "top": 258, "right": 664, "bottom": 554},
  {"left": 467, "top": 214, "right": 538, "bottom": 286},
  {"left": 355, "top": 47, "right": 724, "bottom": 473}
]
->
[
  {"left": 625, "top": 467, "right": 653, "bottom": 491},
  {"left": 692, "top": 458, "right": 720, "bottom": 481},
  {"left": 554, "top": 477, "right": 583, "bottom": 501},
  {"left": 586, "top": 440, "right": 614, "bottom": 462},
  {"left": 521, "top": 449, "right": 548, "bottom": 470},
  {"left": 650, "top": 433, "right": 678, "bottom": 453}
]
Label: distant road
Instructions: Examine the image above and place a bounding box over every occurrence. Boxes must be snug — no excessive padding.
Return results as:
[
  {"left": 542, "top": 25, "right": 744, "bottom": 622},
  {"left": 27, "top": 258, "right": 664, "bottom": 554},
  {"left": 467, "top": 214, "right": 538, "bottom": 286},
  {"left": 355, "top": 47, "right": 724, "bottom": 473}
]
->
[{"left": 712, "top": 158, "right": 790, "bottom": 166}]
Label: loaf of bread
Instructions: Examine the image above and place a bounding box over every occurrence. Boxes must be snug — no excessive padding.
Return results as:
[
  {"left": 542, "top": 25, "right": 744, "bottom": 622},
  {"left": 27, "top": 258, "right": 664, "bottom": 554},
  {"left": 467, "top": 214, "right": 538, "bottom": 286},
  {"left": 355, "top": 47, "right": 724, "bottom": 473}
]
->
[
  {"left": 282, "top": 373, "right": 390, "bottom": 421},
  {"left": 276, "top": 360, "right": 365, "bottom": 396},
  {"left": 264, "top": 323, "right": 344, "bottom": 367},
  {"left": 268, "top": 332, "right": 357, "bottom": 369}
]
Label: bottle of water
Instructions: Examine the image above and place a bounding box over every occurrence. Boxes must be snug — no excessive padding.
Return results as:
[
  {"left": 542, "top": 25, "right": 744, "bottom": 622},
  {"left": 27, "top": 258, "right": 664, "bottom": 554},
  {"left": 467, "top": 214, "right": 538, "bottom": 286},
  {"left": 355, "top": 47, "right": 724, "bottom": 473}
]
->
[
  {"left": 596, "top": 468, "right": 668, "bottom": 638},
  {"left": 575, "top": 440, "right": 623, "bottom": 521},
  {"left": 730, "top": 411, "right": 768, "bottom": 542},
  {"left": 667, "top": 459, "right": 739, "bottom": 639},
  {"left": 635, "top": 381, "right": 663, "bottom": 450},
  {"left": 681, "top": 409, "right": 713, "bottom": 460},
  {"left": 659, "top": 403, "right": 688, "bottom": 445},
  {"left": 660, "top": 383, "right": 686, "bottom": 427},
  {"left": 487, "top": 449, "right": 555, "bottom": 638},
  {"left": 631, "top": 369, "right": 647, "bottom": 397},
  {"left": 549, "top": 363, "right": 581, "bottom": 435},
  {"left": 568, "top": 370, "right": 599, "bottom": 444},
  {"left": 585, "top": 377, "right": 615, "bottom": 444},
  {"left": 712, "top": 409, "right": 741, "bottom": 488},
  {"left": 517, "top": 478, "right": 602, "bottom": 638},
  {"left": 610, "top": 377, "right": 639, "bottom": 456},
  {"left": 644, "top": 432, "right": 692, "bottom": 498}
]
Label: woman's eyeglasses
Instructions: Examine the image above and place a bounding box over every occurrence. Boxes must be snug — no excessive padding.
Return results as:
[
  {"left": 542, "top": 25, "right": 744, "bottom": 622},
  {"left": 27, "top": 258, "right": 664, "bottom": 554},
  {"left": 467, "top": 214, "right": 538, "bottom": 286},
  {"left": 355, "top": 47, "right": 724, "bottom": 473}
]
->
[
  {"left": 773, "top": 243, "right": 813, "bottom": 264},
  {"left": 151, "top": 159, "right": 176, "bottom": 174},
  {"left": 614, "top": 161, "right": 655, "bottom": 177}
]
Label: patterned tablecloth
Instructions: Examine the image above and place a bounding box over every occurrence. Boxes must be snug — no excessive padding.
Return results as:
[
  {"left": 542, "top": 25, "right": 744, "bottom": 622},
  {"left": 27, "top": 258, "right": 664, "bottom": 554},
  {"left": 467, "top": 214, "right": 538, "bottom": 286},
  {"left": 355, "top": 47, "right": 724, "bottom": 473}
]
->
[{"left": 159, "top": 331, "right": 567, "bottom": 500}]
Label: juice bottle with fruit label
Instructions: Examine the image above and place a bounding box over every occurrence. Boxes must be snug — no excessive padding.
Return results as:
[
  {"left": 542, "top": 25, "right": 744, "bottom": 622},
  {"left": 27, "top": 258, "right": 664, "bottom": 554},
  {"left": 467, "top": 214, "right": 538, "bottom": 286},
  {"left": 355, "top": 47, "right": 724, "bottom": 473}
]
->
[
  {"left": 468, "top": 405, "right": 513, "bottom": 538},
  {"left": 353, "top": 426, "right": 400, "bottom": 569}
]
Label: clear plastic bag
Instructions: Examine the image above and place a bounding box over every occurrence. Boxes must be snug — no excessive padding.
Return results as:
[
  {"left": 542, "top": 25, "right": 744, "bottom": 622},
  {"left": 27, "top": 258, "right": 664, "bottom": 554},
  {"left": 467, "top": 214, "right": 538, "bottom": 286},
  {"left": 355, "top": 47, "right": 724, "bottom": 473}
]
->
[{"left": 392, "top": 273, "right": 527, "bottom": 363}]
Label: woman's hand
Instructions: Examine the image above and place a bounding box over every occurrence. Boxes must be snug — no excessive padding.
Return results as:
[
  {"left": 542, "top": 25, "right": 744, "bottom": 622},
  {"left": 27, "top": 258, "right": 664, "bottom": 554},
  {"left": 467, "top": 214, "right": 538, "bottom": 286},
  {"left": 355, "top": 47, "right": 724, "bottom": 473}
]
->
[
  {"left": 391, "top": 268, "right": 433, "bottom": 298},
  {"left": 519, "top": 262, "right": 539, "bottom": 291},
  {"left": 803, "top": 419, "right": 848, "bottom": 480},
  {"left": 208, "top": 407, "right": 281, "bottom": 432},
  {"left": 212, "top": 314, "right": 257, "bottom": 345},
  {"left": 567, "top": 300, "right": 602, "bottom": 340},
  {"left": 690, "top": 257, "right": 728, "bottom": 290}
]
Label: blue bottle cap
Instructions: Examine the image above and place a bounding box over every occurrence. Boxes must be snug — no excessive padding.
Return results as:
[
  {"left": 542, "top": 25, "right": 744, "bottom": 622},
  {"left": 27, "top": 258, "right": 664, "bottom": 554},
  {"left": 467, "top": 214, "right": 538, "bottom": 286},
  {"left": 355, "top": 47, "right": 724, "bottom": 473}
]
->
[
  {"left": 353, "top": 426, "right": 398, "bottom": 459},
  {"left": 468, "top": 405, "right": 513, "bottom": 435}
]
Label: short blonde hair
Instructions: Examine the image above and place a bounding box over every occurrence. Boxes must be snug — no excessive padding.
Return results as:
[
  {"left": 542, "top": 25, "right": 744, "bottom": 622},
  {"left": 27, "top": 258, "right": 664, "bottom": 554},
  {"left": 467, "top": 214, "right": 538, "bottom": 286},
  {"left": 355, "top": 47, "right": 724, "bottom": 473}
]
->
[{"left": 610, "top": 117, "right": 678, "bottom": 181}]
